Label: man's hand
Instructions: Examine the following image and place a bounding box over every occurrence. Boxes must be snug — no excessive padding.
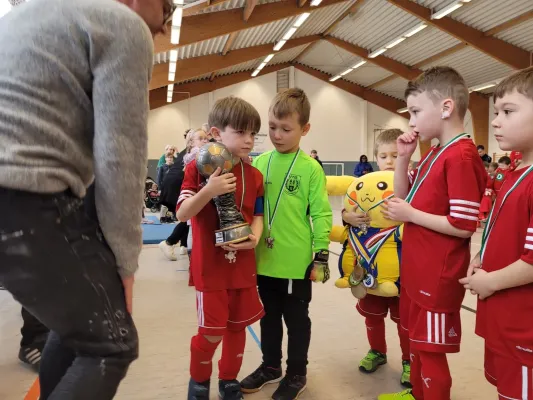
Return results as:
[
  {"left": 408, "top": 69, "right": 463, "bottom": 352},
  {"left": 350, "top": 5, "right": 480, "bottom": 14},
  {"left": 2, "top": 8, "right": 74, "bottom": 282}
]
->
[
  {"left": 223, "top": 234, "right": 259, "bottom": 251},
  {"left": 122, "top": 275, "right": 134, "bottom": 314},
  {"left": 343, "top": 210, "right": 371, "bottom": 227},
  {"left": 205, "top": 167, "right": 237, "bottom": 197},
  {"left": 381, "top": 198, "right": 414, "bottom": 223},
  {"left": 397, "top": 131, "right": 419, "bottom": 158},
  {"left": 459, "top": 269, "right": 496, "bottom": 300}
]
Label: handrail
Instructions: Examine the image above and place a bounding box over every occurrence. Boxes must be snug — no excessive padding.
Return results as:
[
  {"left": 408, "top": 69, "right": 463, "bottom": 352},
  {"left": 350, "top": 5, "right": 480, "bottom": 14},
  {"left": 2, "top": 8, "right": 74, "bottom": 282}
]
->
[{"left": 323, "top": 162, "right": 344, "bottom": 176}]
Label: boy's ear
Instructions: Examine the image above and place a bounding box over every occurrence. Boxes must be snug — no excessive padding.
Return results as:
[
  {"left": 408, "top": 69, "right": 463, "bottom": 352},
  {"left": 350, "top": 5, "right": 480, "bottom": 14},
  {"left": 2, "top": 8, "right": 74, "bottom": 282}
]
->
[
  {"left": 210, "top": 126, "right": 221, "bottom": 140},
  {"left": 301, "top": 123, "right": 311, "bottom": 137},
  {"left": 441, "top": 98, "right": 454, "bottom": 119}
]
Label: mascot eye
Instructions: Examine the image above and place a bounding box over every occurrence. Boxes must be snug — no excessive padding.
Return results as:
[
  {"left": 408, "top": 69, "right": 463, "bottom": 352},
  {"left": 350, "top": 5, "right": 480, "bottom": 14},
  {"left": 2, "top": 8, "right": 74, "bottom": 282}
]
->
[
  {"left": 356, "top": 182, "right": 364, "bottom": 190},
  {"left": 377, "top": 181, "right": 388, "bottom": 191}
]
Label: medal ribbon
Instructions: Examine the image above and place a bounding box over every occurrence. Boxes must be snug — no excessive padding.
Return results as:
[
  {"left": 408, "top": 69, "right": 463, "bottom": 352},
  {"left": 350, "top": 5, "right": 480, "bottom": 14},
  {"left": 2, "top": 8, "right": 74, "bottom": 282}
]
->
[
  {"left": 405, "top": 133, "right": 470, "bottom": 204},
  {"left": 265, "top": 149, "right": 300, "bottom": 236},
  {"left": 480, "top": 165, "right": 533, "bottom": 262},
  {"left": 348, "top": 226, "right": 397, "bottom": 276}
]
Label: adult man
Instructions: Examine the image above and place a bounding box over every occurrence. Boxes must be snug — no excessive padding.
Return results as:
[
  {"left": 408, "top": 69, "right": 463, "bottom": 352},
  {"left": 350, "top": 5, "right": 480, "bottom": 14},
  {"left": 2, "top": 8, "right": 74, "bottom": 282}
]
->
[
  {"left": 477, "top": 145, "right": 492, "bottom": 163},
  {"left": 0, "top": 0, "right": 174, "bottom": 398}
]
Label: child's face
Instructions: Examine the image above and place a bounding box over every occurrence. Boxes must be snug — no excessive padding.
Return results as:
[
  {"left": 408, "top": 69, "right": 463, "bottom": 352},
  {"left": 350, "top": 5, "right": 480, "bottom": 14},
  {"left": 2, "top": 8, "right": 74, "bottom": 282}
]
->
[
  {"left": 192, "top": 130, "right": 208, "bottom": 149},
  {"left": 151, "top": 183, "right": 157, "bottom": 190},
  {"left": 492, "top": 90, "right": 533, "bottom": 152},
  {"left": 376, "top": 142, "right": 398, "bottom": 171},
  {"left": 268, "top": 111, "right": 310, "bottom": 154},
  {"left": 165, "top": 156, "right": 174, "bottom": 165},
  {"left": 498, "top": 163, "right": 510, "bottom": 170},
  {"left": 215, "top": 126, "right": 255, "bottom": 159},
  {"left": 407, "top": 91, "right": 448, "bottom": 142},
  {"left": 488, "top": 165, "right": 496, "bottom": 173}
]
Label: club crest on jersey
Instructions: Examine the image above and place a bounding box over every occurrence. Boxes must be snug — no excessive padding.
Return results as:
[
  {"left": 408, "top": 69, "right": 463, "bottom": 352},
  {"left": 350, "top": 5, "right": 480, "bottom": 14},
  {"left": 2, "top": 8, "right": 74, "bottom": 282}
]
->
[
  {"left": 496, "top": 173, "right": 504, "bottom": 181},
  {"left": 285, "top": 174, "right": 301, "bottom": 195}
]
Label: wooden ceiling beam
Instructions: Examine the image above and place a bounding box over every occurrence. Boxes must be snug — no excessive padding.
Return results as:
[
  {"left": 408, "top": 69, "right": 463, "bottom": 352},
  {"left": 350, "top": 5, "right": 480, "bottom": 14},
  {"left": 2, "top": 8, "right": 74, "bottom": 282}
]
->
[
  {"left": 324, "top": 36, "right": 422, "bottom": 80},
  {"left": 222, "top": 32, "right": 238, "bottom": 56},
  {"left": 324, "top": 0, "right": 367, "bottom": 35},
  {"left": 150, "top": 35, "right": 320, "bottom": 90},
  {"left": 298, "top": 0, "right": 308, "bottom": 7},
  {"left": 386, "top": 0, "right": 531, "bottom": 70},
  {"left": 154, "top": 0, "right": 347, "bottom": 54},
  {"left": 243, "top": 0, "right": 258, "bottom": 22},
  {"left": 484, "top": 10, "right": 533, "bottom": 36},
  {"left": 150, "top": 63, "right": 292, "bottom": 110}
]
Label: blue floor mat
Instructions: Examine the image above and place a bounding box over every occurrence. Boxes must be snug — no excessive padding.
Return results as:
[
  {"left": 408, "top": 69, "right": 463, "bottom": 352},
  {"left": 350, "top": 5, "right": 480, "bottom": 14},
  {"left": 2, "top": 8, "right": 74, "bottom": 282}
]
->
[
  {"left": 141, "top": 220, "right": 175, "bottom": 244},
  {"left": 143, "top": 215, "right": 161, "bottom": 225}
]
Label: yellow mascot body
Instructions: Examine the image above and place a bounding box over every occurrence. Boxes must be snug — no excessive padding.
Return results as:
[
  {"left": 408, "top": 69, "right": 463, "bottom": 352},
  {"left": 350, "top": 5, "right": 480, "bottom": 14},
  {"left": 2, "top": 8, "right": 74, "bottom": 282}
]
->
[{"left": 328, "top": 171, "right": 403, "bottom": 298}]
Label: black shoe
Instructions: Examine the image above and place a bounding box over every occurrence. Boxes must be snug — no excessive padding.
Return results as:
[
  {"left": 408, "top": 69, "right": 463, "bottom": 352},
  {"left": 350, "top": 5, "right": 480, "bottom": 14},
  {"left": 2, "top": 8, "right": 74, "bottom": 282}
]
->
[
  {"left": 272, "top": 375, "right": 307, "bottom": 400},
  {"left": 187, "top": 378, "right": 210, "bottom": 400},
  {"left": 219, "top": 379, "right": 243, "bottom": 400},
  {"left": 18, "top": 344, "right": 44, "bottom": 373},
  {"left": 240, "top": 364, "right": 282, "bottom": 394}
]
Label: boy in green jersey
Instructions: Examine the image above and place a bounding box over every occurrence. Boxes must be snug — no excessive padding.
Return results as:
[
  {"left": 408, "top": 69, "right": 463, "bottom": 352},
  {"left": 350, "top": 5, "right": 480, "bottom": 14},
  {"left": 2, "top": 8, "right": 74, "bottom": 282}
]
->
[{"left": 240, "top": 89, "right": 332, "bottom": 400}]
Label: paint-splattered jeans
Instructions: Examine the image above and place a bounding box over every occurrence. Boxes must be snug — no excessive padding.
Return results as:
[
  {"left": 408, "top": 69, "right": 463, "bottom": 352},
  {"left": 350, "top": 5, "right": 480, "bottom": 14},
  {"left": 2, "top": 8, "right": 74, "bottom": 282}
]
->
[{"left": 0, "top": 188, "right": 138, "bottom": 400}]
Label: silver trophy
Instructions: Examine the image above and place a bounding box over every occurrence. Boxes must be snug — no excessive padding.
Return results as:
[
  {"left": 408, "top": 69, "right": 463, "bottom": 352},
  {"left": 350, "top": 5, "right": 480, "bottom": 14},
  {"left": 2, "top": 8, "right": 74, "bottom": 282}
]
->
[{"left": 196, "top": 142, "right": 253, "bottom": 247}]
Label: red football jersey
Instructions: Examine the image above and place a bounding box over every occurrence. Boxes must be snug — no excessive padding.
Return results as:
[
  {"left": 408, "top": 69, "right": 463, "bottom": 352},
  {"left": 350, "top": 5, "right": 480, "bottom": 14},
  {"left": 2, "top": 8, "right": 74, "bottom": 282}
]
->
[
  {"left": 475, "top": 169, "right": 533, "bottom": 367},
  {"left": 403, "top": 138, "right": 486, "bottom": 312},
  {"left": 491, "top": 167, "right": 509, "bottom": 194},
  {"left": 176, "top": 160, "right": 264, "bottom": 292},
  {"left": 510, "top": 151, "right": 522, "bottom": 171}
]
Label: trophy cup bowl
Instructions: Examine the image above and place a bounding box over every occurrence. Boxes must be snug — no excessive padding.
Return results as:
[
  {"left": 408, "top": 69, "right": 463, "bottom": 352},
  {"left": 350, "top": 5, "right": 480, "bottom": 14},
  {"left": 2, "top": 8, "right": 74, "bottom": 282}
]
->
[{"left": 196, "top": 142, "right": 253, "bottom": 247}]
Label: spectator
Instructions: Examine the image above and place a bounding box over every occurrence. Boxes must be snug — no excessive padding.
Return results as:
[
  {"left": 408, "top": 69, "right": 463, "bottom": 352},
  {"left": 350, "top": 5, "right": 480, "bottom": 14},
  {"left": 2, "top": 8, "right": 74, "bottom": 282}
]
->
[
  {"left": 477, "top": 145, "right": 492, "bottom": 163},
  {"left": 310, "top": 149, "right": 323, "bottom": 168},
  {"left": 157, "top": 154, "right": 174, "bottom": 186},
  {"left": 354, "top": 154, "right": 373, "bottom": 177}
]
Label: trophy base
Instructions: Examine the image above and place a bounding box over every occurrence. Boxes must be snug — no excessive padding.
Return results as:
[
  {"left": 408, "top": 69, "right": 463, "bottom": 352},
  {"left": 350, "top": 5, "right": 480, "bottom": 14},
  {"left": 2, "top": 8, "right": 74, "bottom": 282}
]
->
[{"left": 215, "top": 223, "right": 253, "bottom": 247}]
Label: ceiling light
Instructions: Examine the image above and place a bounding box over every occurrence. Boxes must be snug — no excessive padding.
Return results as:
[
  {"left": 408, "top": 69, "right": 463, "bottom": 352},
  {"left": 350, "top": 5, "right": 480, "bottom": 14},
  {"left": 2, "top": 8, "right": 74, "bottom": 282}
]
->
[
  {"left": 431, "top": 1, "right": 463, "bottom": 20},
  {"left": 283, "top": 27, "right": 297, "bottom": 41},
  {"left": 340, "top": 68, "right": 353, "bottom": 76},
  {"left": 274, "top": 40, "right": 286, "bottom": 51},
  {"left": 259, "top": 62, "right": 267, "bottom": 69},
  {"left": 168, "top": 84, "right": 174, "bottom": 92},
  {"left": 168, "top": 71, "right": 175, "bottom": 81},
  {"left": 368, "top": 48, "right": 386, "bottom": 58},
  {"left": 385, "top": 37, "right": 406, "bottom": 49},
  {"left": 171, "top": 26, "right": 181, "bottom": 44},
  {"left": 352, "top": 60, "right": 366, "bottom": 69},
  {"left": 310, "top": 0, "right": 322, "bottom": 5},
  {"left": 169, "top": 50, "right": 178, "bottom": 62},
  {"left": 469, "top": 83, "right": 496, "bottom": 92},
  {"left": 294, "top": 13, "right": 311, "bottom": 28},
  {"left": 329, "top": 75, "right": 341, "bottom": 82},
  {"left": 174, "top": 0, "right": 184, "bottom": 5},
  {"left": 264, "top": 54, "right": 275, "bottom": 63},
  {"left": 404, "top": 23, "right": 427, "bottom": 37},
  {"left": 251, "top": 69, "right": 260, "bottom": 77},
  {"left": 169, "top": 62, "right": 177, "bottom": 73},
  {"left": 397, "top": 107, "right": 408, "bottom": 113},
  {"left": 172, "top": 7, "right": 183, "bottom": 24}
]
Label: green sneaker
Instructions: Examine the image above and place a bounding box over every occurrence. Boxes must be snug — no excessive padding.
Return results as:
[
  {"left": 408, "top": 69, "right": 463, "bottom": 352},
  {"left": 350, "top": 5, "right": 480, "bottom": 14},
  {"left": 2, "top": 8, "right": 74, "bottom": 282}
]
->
[
  {"left": 359, "top": 349, "right": 387, "bottom": 373},
  {"left": 400, "top": 360, "right": 412, "bottom": 388},
  {"left": 377, "top": 389, "right": 415, "bottom": 400}
]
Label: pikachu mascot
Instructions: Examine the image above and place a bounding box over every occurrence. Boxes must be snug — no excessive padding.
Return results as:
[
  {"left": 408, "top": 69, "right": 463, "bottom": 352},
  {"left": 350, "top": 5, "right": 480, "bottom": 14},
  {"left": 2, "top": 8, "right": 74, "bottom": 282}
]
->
[{"left": 327, "top": 171, "right": 402, "bottom": 299}]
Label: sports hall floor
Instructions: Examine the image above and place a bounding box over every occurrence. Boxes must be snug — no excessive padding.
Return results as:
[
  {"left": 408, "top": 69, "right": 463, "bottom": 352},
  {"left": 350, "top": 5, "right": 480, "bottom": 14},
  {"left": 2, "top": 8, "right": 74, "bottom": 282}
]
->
[{"left": 0, "top": 198, "right": 495, "bottom": 400}]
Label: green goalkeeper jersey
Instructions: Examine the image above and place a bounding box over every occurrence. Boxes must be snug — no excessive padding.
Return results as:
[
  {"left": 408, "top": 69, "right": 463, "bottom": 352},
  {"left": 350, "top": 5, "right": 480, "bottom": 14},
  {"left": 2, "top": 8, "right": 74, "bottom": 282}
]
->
[{"left": 253, "top": 149, "right": 332, "bottom": 279}]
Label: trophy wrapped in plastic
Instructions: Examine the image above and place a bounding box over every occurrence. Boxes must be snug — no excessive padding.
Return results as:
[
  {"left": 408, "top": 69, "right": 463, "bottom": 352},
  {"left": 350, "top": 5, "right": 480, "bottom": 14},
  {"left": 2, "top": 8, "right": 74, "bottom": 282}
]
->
[{"left": 196, "top": 142, "right": 253, "bottom": 247}]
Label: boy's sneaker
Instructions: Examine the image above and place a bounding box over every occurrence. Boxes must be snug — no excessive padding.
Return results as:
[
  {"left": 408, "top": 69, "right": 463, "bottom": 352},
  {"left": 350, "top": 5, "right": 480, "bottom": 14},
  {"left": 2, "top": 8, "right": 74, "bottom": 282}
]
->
[
  {"left": 179, "top": 246, "right": 188, "bottom": 255},
  {"left": 240, "top": 364, "right": 282, "bottom": 393},
  {"left": 158, "top": 240, "right": 177, "bottom": 261},
  {"left": 218, "top": 379, "right": 243, "bottom": 400},
  {"left": 272, "top": 375, "right": 307, "bottom": 400},
  {"left": 400, "top": 360, "right": 412, "bottom": 388},
  {"left": 359, "top": 349, "right": 387, "bottom": 373},
  {"left": 187, "top": 378, "right": 210, "bottom": 400},
  {"left": 378, "top": 389, "right": 415, "bottom": 399}
]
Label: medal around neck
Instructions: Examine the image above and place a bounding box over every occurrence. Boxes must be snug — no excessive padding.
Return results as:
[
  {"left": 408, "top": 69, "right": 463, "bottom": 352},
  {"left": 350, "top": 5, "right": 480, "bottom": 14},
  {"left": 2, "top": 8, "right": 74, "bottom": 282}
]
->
[{"left": 196, "top": 142, "right": 252, "bottom": 247}]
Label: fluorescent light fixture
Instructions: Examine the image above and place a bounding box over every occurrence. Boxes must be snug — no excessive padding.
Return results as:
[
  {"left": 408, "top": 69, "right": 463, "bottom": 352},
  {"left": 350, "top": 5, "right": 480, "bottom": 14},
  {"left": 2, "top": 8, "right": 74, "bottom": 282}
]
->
[
  {"left": 168, "top": 84, "right": 175, "bottom": 92},
  {"left": 169, "top": 50, "right": 178, "bottom": 62},
  {"left": 251, "top": 69, "right": 260, "bottom": 77},
  {"left": 171, "top": 26, "right": 181, "bottom": 44},
  {"left": 167, "top": 97, "right": 173, "bottom": 103},
  {"left": 368, "top": 48, "right": 387, "bottom": 58},
  {"left": 352, "top": 60, "right": 366, "bottom": 69},
  {"left": 310, "top": 0, "right": 322, "bottom": 5},
  {"left": 264, "top": 54, "right": 275, "bottom": 63},
  {"left": 169, "top": 62, "right": 177, "bottom": 73},
  {"left": 385, "top": 37, "right": 406, "bottom": 49},
  {"left": 273, "top": 40, "right": 286, "bottom": 51},
  {"left": 168, "top": 71, "right": 175, "bottom": 81},
  {"left": 340, "top": 68, "right": 353, "bottom": 76},
  {"left": 397, "top": 107, "right": 409, "bottom": 113},
  {"left": 469, "top": 83, "right": 496, "bottom": 92},
  {"left": 294, "top": 13, "right": 311, "bottom": 28},
  {"left": 282, "top": 27, "right": 297, "bottom": 41},
  {"left": 432, "top": 1, "right": 463, "bottom": 20},
  {"left": 404, "top": 23, "right": 427, "bottom": 37},
  {"left": 172, "top": 7, "right": 183, "bottom": 24},
  {"left": 329, "top": 75, "right": 341, "bottom": 82},
  {"left": 259, "top": 62, "right": 267, "bottom": 70}
]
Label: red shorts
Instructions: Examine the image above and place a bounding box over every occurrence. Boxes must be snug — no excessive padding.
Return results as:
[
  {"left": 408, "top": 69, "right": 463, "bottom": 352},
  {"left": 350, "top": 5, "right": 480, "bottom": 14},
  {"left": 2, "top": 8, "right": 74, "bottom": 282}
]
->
[
  {"left": 401, "top": 288, "right": 461, "bottom": 353},
  {"left": 485, "top": 346, "right": 533, "bottom": 399},
  {"left": 196, "top": 287, "right": 264, "bottom": 335},
  {"left": 357, "top": 294, "right": 400, "bottom": 322}
]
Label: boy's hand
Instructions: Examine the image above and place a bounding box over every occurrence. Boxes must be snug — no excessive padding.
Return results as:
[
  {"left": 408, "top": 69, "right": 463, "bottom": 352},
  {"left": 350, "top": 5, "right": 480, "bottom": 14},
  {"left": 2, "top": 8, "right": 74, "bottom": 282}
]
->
[
  {"left": 397, "top": 131, "right": 419, "bottom": 158},
  {"left": 224, "top": 234, "right": 259, "bottom": 251},
  {"left": 461, "top": 253, "right": 482, "bottom": 295},
  {"left": 205, "top": 167, "right": 237, "bottom": 197},
  {"left": 381, "top": 198, "right": 414, "bottom": 222},
  {"left": 343, "top": 210, "right": 371, "bottom": 227},
  {"left": 459, "top": 269, "right": 496, "bottom": 300}
]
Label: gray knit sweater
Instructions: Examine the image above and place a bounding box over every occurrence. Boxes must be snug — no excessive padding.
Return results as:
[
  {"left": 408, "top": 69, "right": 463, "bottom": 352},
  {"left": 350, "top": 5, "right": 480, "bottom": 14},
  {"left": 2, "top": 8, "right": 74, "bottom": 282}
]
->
[{"left": 0, "top": 0, "right": 154, "bottom": 277}]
